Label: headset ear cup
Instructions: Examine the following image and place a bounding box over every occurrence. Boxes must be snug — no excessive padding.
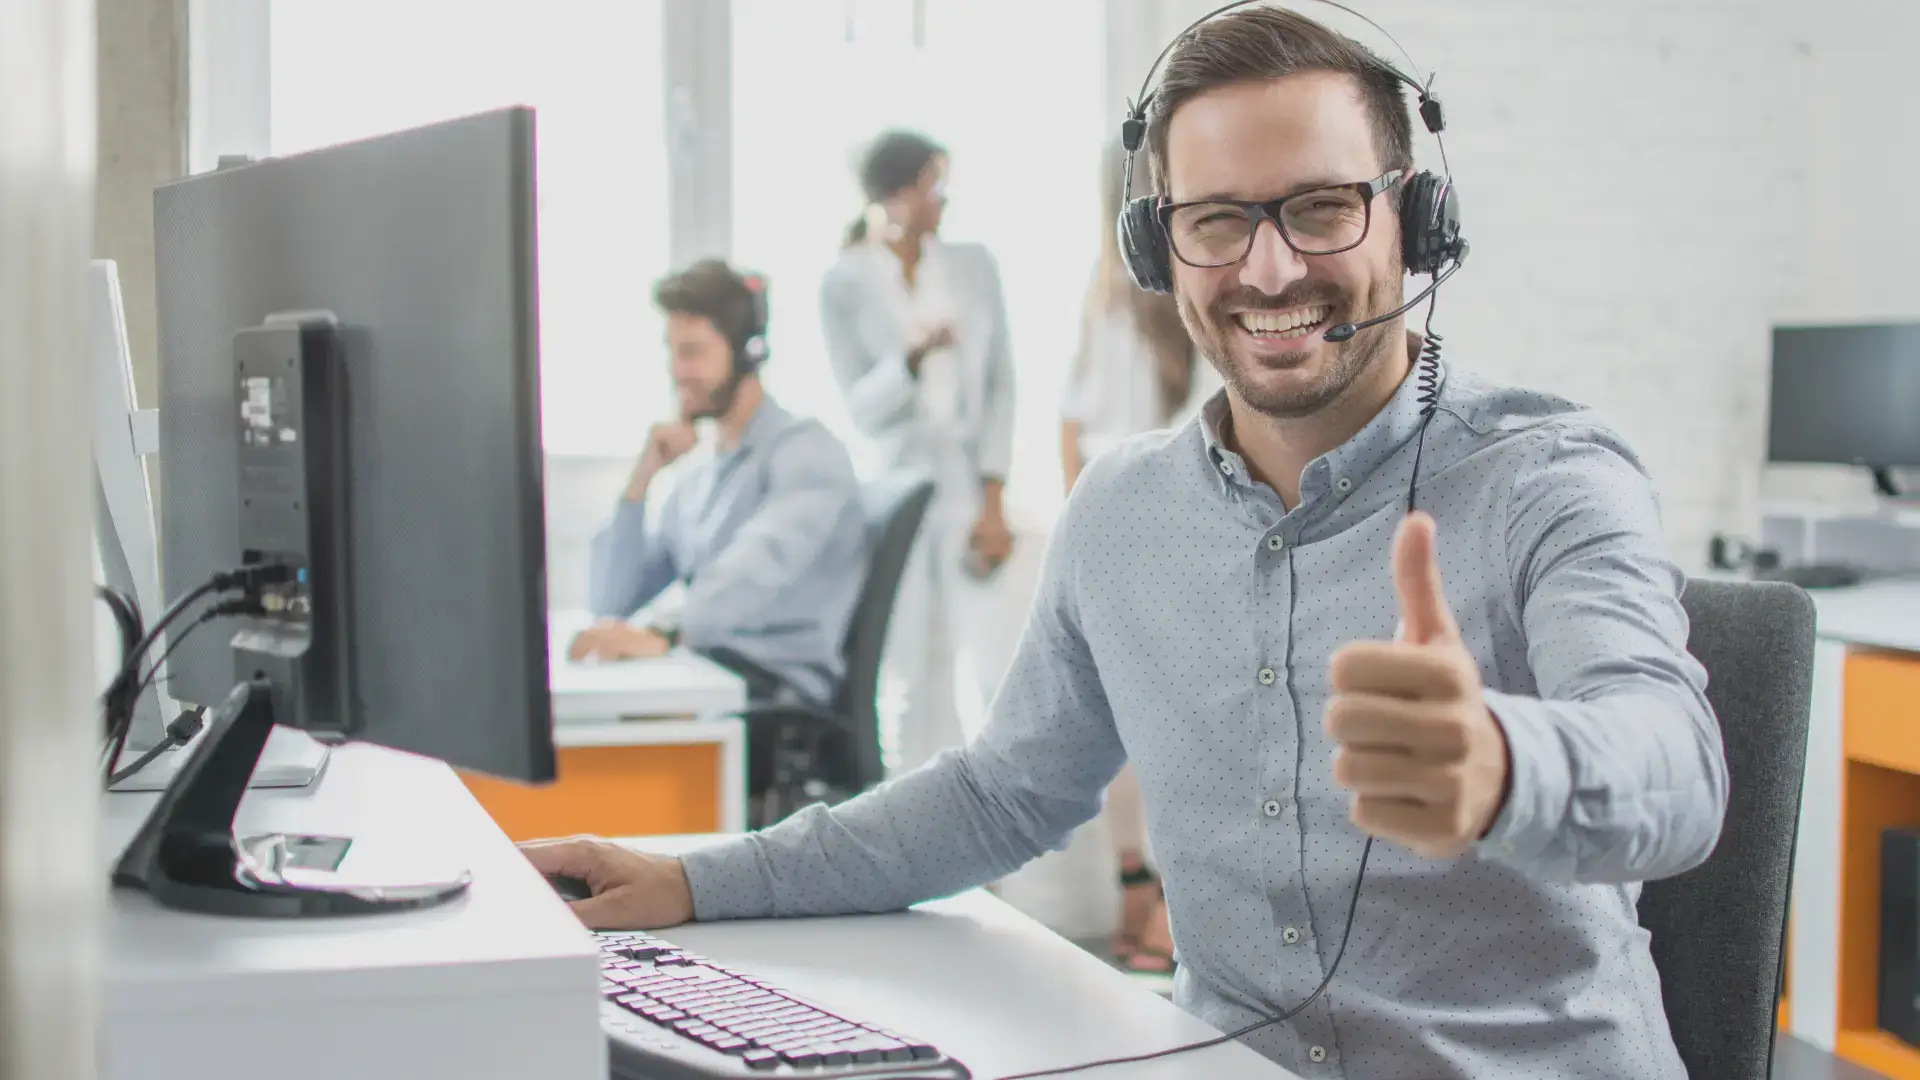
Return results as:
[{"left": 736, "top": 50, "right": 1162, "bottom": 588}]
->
[
  {"left": 1119, "top": 197, "right": 1174, "bottom": 294},
  {"left": 1398, "top": 172, "right": 1437, "bottom": 276}
]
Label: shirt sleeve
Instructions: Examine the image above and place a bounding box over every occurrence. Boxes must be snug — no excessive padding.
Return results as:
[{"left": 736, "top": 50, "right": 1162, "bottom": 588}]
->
[
  {"left": 586, "top": 487, "right": 680, "bottom": 620},
  {"left": 1474, "top": 423, "right": 1728, "bottom": 884},
  {"left": 678, "top": 473, "right": 1128, "bottom": 919},
  {"left": 820, "top": 265, "right": 919, "bottom": 438},
  {"left": 677, "top": 426, "right": 860, "bottom": 648}
]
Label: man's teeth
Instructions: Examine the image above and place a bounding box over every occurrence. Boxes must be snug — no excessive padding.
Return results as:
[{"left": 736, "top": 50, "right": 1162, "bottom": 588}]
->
[{"left": 1236, "top": 306, "right": 1331, "bottom": 339}]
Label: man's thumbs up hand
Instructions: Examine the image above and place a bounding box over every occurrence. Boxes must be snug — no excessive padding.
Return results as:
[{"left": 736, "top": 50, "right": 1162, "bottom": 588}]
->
[
  {"left": 1327, "top": 512, "right": 1510, "bottom": 859},
  {"left": 1392, "top": 510, "right": 1460, "bottom": 644}
]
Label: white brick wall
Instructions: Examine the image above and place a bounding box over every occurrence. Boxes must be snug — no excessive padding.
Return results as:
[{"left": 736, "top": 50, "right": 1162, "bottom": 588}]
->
[
  {"left": 550, "top": 1, "right": 1920, "bottom": 590},
  {"left": 1132, "top": 0, "right": 1919, "bottom": 571}
]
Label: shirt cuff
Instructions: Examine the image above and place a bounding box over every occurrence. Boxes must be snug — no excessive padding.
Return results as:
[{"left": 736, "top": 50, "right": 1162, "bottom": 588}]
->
[
  {"left": 1474, "top": 689, "right": 1572, "bottom": 871},
  {"left": 679, "top": 836, "right": 778, "bottom": 921}
]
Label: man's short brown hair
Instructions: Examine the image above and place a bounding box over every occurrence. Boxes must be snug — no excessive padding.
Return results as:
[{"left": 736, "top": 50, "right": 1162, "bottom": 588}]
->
[
  {"left": 1145, "top": 5, "right": 1415, "bottom": 195},
  {"left": 653, "top": 259, "right": 762, "bottom": 360}
]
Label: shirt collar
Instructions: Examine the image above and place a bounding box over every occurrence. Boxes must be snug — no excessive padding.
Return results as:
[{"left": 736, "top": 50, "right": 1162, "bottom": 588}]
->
[
  {"left": 725, "top": 395, "right": 789, "bottom": 458},
  {"left": 1197, "top": 356, "right": 1442, "bottom": 502}
]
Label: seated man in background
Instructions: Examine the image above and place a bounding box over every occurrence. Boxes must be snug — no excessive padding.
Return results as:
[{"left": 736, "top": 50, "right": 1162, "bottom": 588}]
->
[{"left": 569, "top": 259, "right": 867, "bottom": 716}]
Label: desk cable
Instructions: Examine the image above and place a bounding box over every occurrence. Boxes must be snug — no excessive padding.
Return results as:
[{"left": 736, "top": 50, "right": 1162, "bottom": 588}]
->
[{"left": 990, "top": 836, "right": 1370, "bottom": 1080}]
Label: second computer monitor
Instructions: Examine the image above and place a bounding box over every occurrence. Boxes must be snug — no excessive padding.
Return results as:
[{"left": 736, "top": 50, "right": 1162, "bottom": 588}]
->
[
  {"left": 152, "top": 107, "right": 555, "bottom": 783},
  {"left": 1768, "top": 322, "right": 1920, "bottom": 472}
]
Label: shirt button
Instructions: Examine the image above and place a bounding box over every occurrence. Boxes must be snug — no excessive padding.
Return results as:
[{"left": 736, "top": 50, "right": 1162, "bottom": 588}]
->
[
  {"left": 1257, "top": 667, "right": 1276, "bottom": 685},
  {"left": 1335, "top": 476, "right": 1353, "bottom": 493},
  {"left": 1219, "top": 460, "right": 1233, "bottom": 475},
  {"left": 1266, "top": 535, "right": 1283, "bottom": 551},
  {"left": 1309, "top": 1045, "right": 1328, "bottom": 1063},
  {"left": 1281, "top": 926, "right": 1301, "bottom": 944},
  {"left": 1262, "top": 799, "right": 1282, "bottom": 818}
]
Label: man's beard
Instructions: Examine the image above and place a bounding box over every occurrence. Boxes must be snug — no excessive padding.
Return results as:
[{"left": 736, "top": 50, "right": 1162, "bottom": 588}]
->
[
  {"left": 1180, "top": 273, "right": 1403, "bottom": 420},
  {"left": 682, "top": 373, "right": 741, "bottom": 421}
]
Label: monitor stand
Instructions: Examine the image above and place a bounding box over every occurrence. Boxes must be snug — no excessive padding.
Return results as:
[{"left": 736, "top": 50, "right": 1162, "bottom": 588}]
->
[
  {"left": 111, "top": 677, "right": 472, "bottom": 917},
  {"left": 107, "top": 721, "right": 332, "bottom": 793}
]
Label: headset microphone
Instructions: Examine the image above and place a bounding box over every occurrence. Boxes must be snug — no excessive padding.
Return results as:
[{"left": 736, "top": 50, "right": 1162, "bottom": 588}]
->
[{"left": 1323, "top": 253, "right": 1465, "bottom": 342}]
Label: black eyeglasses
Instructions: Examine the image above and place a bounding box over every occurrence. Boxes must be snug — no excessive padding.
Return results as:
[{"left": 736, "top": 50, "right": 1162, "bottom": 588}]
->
[{"left": 1158, "top": 171, "right": 1404, "bottom": 268}]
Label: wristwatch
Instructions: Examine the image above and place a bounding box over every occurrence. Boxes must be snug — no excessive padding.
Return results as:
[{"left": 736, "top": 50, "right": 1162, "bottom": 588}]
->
[{"left": 646, "top": 617, "right": 681, "bottom": 649}]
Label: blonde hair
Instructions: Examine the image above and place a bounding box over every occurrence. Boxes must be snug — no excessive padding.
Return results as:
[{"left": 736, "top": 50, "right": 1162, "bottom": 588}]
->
[{"left": 1075, "top": 141, "right": 1195, "bottom": 422}]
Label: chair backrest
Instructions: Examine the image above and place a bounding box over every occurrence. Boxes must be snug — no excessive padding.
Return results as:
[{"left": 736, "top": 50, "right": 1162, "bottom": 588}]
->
[
  {"left": 1639, "top": 577, "right": 1816, "bottom": 1080},
  {"left": 827, "top": 472, "right": 936, "bottom": 790}
]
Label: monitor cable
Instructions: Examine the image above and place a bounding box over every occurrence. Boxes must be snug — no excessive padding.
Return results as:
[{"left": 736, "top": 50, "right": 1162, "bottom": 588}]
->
[{"left": 99, "top": 564, "right": 293, "bottom": 785}]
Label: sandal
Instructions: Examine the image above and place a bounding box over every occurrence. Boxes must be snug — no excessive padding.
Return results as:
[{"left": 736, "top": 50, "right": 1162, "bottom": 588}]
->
[
  {"left": 1114, "top": 862, "right": 1175, "bottom": 974},
  {"left": 1124, "top": 895, "right": 1177, "bottom": 975}
]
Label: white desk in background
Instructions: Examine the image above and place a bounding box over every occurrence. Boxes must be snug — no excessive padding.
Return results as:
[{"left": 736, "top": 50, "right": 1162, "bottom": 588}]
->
[
  {"left": 625, "top": 834, "right": 1301, "bottom": 1080},
  {"left": 461, "top": 610, "right": 752, "bottom": 839},
  {"left": 1780, "top": 577, "right": 1920, "bottom": 1074},
  {"left": 548, "top": 610, "right": 749, "bottom": 724},
  {"left": 102, "top": 742, "right": 604, "bottom": 1080}
]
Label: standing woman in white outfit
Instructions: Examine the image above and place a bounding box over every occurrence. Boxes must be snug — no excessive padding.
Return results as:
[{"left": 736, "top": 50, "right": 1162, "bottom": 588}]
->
[
  {"left": 820, "top": 130, "right": 1016, "bottom": 776},
  {"left": 1059, "top": 140, "right": 1219, "bottom": 973}
]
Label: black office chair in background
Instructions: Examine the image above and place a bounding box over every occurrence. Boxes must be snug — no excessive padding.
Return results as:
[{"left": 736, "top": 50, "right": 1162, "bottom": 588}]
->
[
  {"left": 737, "top": 472, "right": 935, "bottom": 828},
  {"left": 1638, "top": 577, "right": 1816, "bottom": 1080}
]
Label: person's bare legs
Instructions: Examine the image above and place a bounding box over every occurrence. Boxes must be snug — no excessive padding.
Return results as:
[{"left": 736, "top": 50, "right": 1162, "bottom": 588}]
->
[{"left": 1103, "top": 764, "right": 1172, "bottom": 972}]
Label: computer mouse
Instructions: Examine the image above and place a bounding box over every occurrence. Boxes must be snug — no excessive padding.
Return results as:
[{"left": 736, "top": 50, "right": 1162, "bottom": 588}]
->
[{"left": 545, "top": 873, "right": 594, "bottom": 902}]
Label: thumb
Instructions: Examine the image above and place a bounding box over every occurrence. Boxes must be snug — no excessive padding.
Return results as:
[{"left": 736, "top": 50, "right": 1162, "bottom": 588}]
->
[{"left": 1392, "top": 511, "right": 1458, "bottom": 643}]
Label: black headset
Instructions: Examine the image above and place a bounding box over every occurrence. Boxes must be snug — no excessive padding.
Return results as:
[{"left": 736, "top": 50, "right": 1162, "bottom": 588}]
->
[
  {"left": 732, "top": 271, "right": 771, "bottom": 376},
  {"left": 1116, "top": 0, "right": 1466, "bottom": 296}
]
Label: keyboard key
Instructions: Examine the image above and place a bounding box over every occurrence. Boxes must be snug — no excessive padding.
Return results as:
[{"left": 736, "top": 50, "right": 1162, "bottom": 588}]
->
[
  {"left": 742, "top": 1048, "right": 781, "bottom": 1069},
  {"left": 710, "top": 1036, "right": 748, "bottom": 1052},
  {"left": 813, "top": 1045, "right": 854, "bottom": 1067},
  {"left": 779, "top": 1049, "right": 823, "bottom": 1067}
]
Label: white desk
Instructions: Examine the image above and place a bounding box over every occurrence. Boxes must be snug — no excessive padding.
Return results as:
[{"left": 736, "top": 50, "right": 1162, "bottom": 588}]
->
[
  {"left": 532, "top": 609, "right": 751, "bottom": 834},
  {"left": 626, "top": 835, "right": 1301, "bottom": 1080},
  {"left": 102, "top": 743, "right": 604, "bottom": 1080},
  {"left": 101, "top": 746, "right": 1294, "bottom": 1080},
  {"left": 548, "top": 609, "right": 750, "bottom": 724},
  {"left": 1784, "top": 578, "right": 1920, "bottom": 1062}
]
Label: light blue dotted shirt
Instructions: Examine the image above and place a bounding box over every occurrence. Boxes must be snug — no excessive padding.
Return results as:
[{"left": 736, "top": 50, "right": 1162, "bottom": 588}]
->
[{"left": 681, "top": 359, "right": 1726, "bottom": 1080}]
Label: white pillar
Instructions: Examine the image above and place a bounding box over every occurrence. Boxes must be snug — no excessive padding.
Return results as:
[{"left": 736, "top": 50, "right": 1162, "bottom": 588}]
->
[{"left": 0, "top": 0, "right": 103, "bottom": 1077}]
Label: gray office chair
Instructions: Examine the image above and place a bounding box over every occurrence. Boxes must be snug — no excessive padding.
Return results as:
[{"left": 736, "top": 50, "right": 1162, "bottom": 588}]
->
[
  {"left": 742, "top": 472, "right": 935, "bottom": 827},
  {"left": 1637, "top": 577, "right": 1816, "bottom": 1080}
]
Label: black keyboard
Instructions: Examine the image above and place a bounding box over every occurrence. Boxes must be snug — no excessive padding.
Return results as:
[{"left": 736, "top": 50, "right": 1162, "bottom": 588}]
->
[{"left": 598, "top": 931, "right": 971, "bottom": 1080}]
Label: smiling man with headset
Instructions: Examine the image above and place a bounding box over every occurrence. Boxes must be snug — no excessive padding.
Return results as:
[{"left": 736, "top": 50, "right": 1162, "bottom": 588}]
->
[{"left": 524, "top": 6, "right": 1724, "bottom": 1077}]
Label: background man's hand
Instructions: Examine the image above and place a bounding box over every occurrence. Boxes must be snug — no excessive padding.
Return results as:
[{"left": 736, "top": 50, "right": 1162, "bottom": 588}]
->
[
  {"left": 625, "top": 420, "right": 699, "bottom": 501},
  {"left": 567, "top": 623, "right": 671, "bottom": 662},
  {"left": 1326, "top": 511, "right": 1510, "bottom": 859},
  {"left": 518, "top": 835, "right": 695, "bottom": 930}
]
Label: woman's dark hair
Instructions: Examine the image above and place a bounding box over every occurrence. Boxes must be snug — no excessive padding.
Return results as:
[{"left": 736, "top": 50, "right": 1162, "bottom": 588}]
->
[{"left": 844, "top": 129, "right": 946, "bottom": 246}]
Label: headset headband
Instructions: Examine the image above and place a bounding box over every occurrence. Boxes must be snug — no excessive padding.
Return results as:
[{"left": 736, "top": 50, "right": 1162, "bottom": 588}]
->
[{"left": 1121, "top": 0, "right": 1451, "bottom": 202}]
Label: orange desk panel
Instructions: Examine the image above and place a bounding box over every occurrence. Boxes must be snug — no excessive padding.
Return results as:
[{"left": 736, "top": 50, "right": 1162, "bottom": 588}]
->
[
  {"left": 461, "top": 743, "right": 723, "bottom": 842},
  {"left": 1835, "top": 649, "right": 1920, "bottom": 1075}
]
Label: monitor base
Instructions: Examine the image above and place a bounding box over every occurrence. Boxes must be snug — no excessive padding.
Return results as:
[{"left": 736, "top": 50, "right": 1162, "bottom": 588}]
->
[
  {"left": 111, "top": 677, "right": 471, "bottom": 917},
  {"left": 1754, "top": 562, "right": 1864, "bottom": 590}
]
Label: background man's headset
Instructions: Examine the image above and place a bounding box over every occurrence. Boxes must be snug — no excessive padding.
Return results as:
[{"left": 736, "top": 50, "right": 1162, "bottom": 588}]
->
[
  {"left": 995, "top": 5, "right": 1473, "bottom": 1079},
  {"left": 731, "top": 271, "right": 771, "bottom": 378}
]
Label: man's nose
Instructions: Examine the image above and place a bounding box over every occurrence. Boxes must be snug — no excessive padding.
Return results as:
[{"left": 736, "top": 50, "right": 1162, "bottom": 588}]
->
[{"left": 1239, "top": 217, "right": 1308, "bottom": 296}]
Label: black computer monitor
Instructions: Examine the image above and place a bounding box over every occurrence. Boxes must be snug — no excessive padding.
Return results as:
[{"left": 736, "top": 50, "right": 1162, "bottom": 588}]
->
[
  {"left": 116, "top": 107, "right": 554, "bottom": 917},
  {"left": 1767, "top": 323, "right": 1920, "bottom": 493}
]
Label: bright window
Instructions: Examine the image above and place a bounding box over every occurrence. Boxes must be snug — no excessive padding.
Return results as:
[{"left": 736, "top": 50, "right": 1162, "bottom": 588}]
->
[
  {"left": 732, "top": 0, "right": 1106, "bottom": 519},
  {"left": 269, "top": 0, "right": 673, "bottom": 457}
]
